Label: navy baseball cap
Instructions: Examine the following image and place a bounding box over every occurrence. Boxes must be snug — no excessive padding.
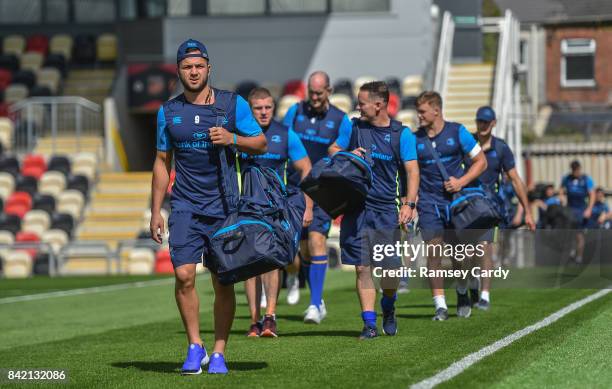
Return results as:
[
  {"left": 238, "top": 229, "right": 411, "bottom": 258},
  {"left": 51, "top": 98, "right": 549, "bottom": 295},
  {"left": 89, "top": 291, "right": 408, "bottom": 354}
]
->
[
  {"left": 476, "top": 106, "right": 496, "bottom": 121},
  {"left": 176, "top": 39, "right": 209, "bottom": 64}
]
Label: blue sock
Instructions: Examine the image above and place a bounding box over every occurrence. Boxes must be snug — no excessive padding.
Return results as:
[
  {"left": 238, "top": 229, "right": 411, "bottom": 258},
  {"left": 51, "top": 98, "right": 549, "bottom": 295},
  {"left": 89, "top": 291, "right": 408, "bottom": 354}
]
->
[
  {"left": 308, "top": 255, "right": 327, "bottom": 307},
  {"left": 361, "top": 311, "right": 377, "bottom": 328},
  {"left": 381, "top": 293, "right": 397, "bottom": 312}
]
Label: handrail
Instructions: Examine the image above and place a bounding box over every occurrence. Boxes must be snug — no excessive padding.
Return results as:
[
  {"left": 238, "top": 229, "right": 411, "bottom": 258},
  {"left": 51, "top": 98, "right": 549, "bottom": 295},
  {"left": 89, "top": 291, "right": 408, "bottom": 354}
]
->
[
  {"left": 10, "top": 96, "right": 101, "bottom": 113},
  {"left": 433, "top": 11, "right": 455, "bottom": 98}
]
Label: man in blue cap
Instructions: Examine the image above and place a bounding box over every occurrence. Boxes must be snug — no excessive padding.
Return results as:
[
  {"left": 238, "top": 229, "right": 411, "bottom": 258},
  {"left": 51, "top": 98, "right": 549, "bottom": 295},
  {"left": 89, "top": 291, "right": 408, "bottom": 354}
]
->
[
  {"left": 466, "top": 106, "right": 535, "bottom": 310},
  {"left": 150, "top": 38, "right": 267, "bottom": 375}
]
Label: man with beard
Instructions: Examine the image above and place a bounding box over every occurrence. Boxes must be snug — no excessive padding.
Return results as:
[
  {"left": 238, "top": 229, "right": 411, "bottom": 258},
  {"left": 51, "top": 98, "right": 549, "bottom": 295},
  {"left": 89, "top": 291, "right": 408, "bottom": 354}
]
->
[
  {"left": 282, "top": 71, "right": 352, "bottom": 323},
  {"left": 150, "top": 39, "right": 267, "bottom": 375}
]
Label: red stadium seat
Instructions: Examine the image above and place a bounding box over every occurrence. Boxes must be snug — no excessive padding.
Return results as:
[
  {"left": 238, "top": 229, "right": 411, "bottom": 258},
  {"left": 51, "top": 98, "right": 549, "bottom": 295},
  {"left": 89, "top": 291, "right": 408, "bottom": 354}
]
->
[
  {"left": 283, "top": 79, "right": 306, "bottom": 99},
  {"left": 5, "top": 203, "right": 29, "bottom": 218},
  {"left": 21, "top": 154, "right": 47, "bottom": 179},
  {"left": 154, "top": 249, "right": 174, "bottom": 274},
  {"left": 15, "top": 230, "right": 40, "bottom": 258},
  {"left": 5, "top": 191, "right": 33, "bottom": 218},
  {"left": 388, "top": 92, "right": 400, "bottom": 118},
  {"left": 0, "top": 69, "right": 11, "bottom": 91},
  {"left": 26, "top": 35, "right": 49, "bottom": 55},
  {"left": 0, "top": 102, "right": 9, "bottom": 117}
]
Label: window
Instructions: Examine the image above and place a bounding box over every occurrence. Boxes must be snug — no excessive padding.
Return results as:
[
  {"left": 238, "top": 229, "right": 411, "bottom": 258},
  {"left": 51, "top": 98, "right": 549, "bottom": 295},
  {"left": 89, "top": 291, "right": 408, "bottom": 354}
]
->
[
  {"left": 46, "top": 0, "right": 69, "bottom": 23},
  {"left": 561, "top": 38, "right": 596, "bottom": 87},
  {"left": 332, "top": 0, "right": 390, "bottom": 12},
  {"left": 74, "top": 0, "right": 116, "bottom": 22},
  {"left": 207, "top": 0, "right": 265, "bottom": 15},
  {"left": 270, "top": 0, "right": 327, "bottom": 13},
  {"left": 168, "top": 0, "right": 190, "bottom": 16},
  {"left": 0, "top": 0, "right": 41, "bottom": 24}
]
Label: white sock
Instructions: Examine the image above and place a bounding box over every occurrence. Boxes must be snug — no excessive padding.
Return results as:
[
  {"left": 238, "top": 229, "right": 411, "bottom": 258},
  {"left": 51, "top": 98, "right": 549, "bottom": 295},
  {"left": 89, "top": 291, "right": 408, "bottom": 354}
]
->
[
  {"left": 481, "top": 291, "right": 490, "bottom": 302},
  {"left": 433, "top": 295, "right": 447, "bottom": 310}
]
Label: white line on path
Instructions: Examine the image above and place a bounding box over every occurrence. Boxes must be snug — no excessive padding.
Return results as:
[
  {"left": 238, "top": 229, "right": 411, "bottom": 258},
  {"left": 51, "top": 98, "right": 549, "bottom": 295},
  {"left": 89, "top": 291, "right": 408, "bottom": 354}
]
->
[
  {"left": 411, "top": 286, "right": 612, "bottom": 389},
  {"left": 0, "top": 277, "right": 179, "bottom": 305}
]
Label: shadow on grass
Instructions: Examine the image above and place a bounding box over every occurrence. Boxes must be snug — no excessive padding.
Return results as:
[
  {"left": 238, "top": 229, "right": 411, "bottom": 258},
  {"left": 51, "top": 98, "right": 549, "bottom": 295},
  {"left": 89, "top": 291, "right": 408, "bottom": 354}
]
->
[{"left": 111, "top": 361, "right": 267, "bottom": 373}]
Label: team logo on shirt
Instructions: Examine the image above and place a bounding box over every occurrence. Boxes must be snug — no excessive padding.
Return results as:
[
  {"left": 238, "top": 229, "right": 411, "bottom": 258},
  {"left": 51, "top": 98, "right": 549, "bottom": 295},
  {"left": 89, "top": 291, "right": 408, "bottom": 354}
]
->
[
  {"left": 371, "top": 144, "right": 377, "bottom": 151},
  {"left": 297, "top": 114, "right": 305, "bottom": 122},
  {"left": 446, "top": 138, "right": 455, "bottom": 146},
  {"left": 384, "top": 134, "right": 391, "bottom": 143},
  {"left": 193, "top": 131, "right": 207, "bottom": 140},
  {"left": 325, "top": 120, "right": 335, "bottom": 129},
  {"left": 271, "top": 135, "right": 281, "bottom": 143},
  {"left": 172, "top": 116, "right": 182, "bottom": 124},
  {"left": 417, "top": 143, "right": 425, "bottom": 150},
  {"left": 306, "top": 128, "right": 317, "bottom": 136}
]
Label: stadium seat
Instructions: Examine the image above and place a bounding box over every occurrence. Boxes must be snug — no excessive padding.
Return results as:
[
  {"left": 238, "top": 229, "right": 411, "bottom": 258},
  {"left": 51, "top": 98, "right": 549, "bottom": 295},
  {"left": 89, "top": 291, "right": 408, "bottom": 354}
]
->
[
  {"left": 0, "top": 69, "right": 11, "bottom": 90},
  {"left": 333, "top": 79, "right": 353, "bottom": 98},
  {"left": 276, "top": 95, "right": 300, "bottom": 120},
  {"left": 0, "top": 155, "right": 20, "bottom": 176},
  {"left": 12, "top": 70, "right": 36, "bottom": 90},
  {"left": 26, "top": 34, "right": 49, "bottom": 55},
  {"left": 388, "top": 92, "right": 400, "bottom": 118},
  {"left": 4, "top": 84, "right": 28, "bottom": 104},
  {"left": 235, "top": 80, "right": 259, "bottom": 100},
  {"left": 50, "top": 212, "right": 73, "bottom": 238},
  {"left": 32, "top": 193, "right": 56, "bottom": 215},
  {"left": 385, "top": 77, "right": 401, "bottom": 97},
  {"left": 154, "top": 248, "right": 173, "bottom": 274},
  {"left": 43, "top": 54, "right": 67, "bottom": 76},
  {"left": 47, "top": 155, "right": 71, "bottom": 176},
  {"left": 15, "top": 230, "right": 40, "bottom": 259},
  {"left": 22, "top": 154, "right": 47, "bottom": 173},
  {"left": 329, "top": 94, "right": 352, "bottom": 113},
  {"left": 0, "top": 54, "right": 19, "bottom": 73},
  {"left": 353, "top": 76, "right": 376, "bottom": 98},
  {"left": 96, "top": 33, "right": 118, "bottom": 62},
  {"left": 36, "top": 68, "right": 61, "bottom": 95},
  {"left": 0, "top": 230, "right": 14, "bottom": 245},
  {"left": 282, "top": 79, "right": 306, "bottom": 99},
  {"left": 2, "top": 250, "right": 32, "bottom": 278},
  {"left": 29, "top": 85, "right": 52, "bottom": 97},
  {"left": 3, "top": 35, "right": 26, "bottom": 56},
  {"left": 57, "top": 189, "right": 84, "bottom": 220},
  {"left": 22, "top": 209, "right": 50, "bottom": 236},
  {"left": 5, "top": 191, "right": 32, "bottom": 218},
  {"left": 0, "top": 171, "right": 15, "bottom": 200},
  {"left": 15, "top": 174, "right": 38, "bottom": 196},
  {"left": 401, "top": 95, "right": 417, "bottom": 110},
  {"left": 66, "top": 174, "right": 89, "bottom": 198},
  {"left": 49, "top": 34, "right": 73, "bottom": 61},
  {"left": 20, "top": 52, "right": 44, "bottom": 72},
  {"left": 401, "top": 75, "right": 423, "bottom": 97},
  {"left": 396, "top": 109, "right": 417, "bottom": 128},
  {"left": 0, "top": 117, "right": 13, "bottom": 150},
  {"left": 32, "top": 252, "right": 52, "bottom": 275},
  {"left": 127, "top": 247, "right": 155, "bottom": 275},
  {"left": 41, "top": 229, "right": 68, "bottom": 254},
  {"left": 0, "top": 213, "right": 21, "bottom": 235},
  {"left": 73, "top": 34, "right": 96, "bottom": 64},
  {"left": 0, "top": 102, "right": 8, "bottom": 118}
]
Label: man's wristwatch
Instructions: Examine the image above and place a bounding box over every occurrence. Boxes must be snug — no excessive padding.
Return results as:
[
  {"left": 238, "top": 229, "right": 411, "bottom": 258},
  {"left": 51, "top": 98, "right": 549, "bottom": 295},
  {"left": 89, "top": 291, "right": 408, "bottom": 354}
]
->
[{"left": 402, "top": 201, "right": 416, "bottom": 209}]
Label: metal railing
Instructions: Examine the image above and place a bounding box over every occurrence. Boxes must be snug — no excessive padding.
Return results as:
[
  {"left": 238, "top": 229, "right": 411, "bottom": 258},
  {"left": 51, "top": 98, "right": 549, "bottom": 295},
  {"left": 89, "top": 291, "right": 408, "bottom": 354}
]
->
[
  {"left": 8, "top": 96, "right": 102, "bottom": 154},
  {"left": 433, "top": 11, "right": 455, "bottom": 99},
  {"left": 492, "top": 10, "right": 523, "bottom": 176}
]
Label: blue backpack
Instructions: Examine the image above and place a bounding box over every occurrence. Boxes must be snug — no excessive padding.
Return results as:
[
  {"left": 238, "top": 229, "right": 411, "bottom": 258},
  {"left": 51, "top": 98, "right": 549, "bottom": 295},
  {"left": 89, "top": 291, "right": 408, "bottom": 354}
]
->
[
  {"left": 299, "top": 121, "right": 374, "bottom": 218},
  {"left": 208, "top": 131, "right": 300, "bottom": 284}
]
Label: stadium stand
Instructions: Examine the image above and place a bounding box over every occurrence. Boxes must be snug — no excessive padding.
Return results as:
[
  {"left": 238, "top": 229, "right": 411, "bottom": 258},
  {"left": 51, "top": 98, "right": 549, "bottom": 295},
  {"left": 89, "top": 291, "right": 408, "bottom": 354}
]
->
[{"left": 2, "top": 250, "right": 32, "bottom": 278}]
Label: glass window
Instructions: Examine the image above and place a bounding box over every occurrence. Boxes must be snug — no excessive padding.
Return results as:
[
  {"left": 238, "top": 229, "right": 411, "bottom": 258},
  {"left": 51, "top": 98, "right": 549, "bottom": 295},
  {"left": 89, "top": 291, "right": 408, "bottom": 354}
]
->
[
  {"left": 207, "top": 0, "right": 265, "bottom": 15},
  {"left": 74, "top": 0, "right": 116, "bottom": 22},
  {"left": 119, "top": 0, "right": 137, "bottom": 20},
  {"left": 0, "top": 0, "right": 41, "bottom": 24},
  {"left": 145, "top": 0, "right": 165, "bottom": 17},
  {"left": 168, "top": 0, "right": 190, "bottom": 16},
  {"left": 46, "top": 0, "right": 69, "bottom": 23},
  {"left": 332, "top": 0, "right": 390, "bottom": 12},
  {"left": 270, "top": 0, "right": 327, "bottom": 13},
  {"left": 561, "top": 39, "right": 596, "bottom": 87}
]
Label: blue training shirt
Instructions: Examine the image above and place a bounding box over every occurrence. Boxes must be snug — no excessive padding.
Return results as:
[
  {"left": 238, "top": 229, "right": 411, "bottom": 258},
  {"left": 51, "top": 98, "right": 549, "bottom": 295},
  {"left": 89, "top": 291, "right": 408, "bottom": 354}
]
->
[
  {"left": 345, "top": 119, "right": 417, "bottom": 212},
  {"left": 157, "top": 90, "right": 262, "bottom": 218},
  {"left": 238, "top": 119, "right": 308, "bottom": 181},
  {"left": 560, "top": 174, "right": 594, "bottom": 210},
  {"left": 474, "top": 136, "right": 516, "bottom": 189},
  {"left": 414, "top": 122, "right": 479, "bottom": 205},
  {"left": 283, "top": 101, "right": 352, "bottom": 188}
]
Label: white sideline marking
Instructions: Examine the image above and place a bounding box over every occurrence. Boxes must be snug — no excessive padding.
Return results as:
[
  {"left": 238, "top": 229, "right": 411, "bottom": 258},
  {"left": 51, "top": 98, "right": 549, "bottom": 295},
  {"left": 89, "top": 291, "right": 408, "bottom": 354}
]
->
[
  {"left": 411, "top": 286, "right": 612, "bottom": 389},
  {"left": 0, "top": 277, "right": 178, "bottom": 304}
]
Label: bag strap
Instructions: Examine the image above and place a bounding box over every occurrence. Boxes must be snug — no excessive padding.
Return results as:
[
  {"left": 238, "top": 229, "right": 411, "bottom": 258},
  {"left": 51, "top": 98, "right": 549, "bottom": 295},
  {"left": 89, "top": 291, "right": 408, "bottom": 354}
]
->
[
  {"left": 423, "top": 135, "right": 450, "bottom": 182},
  {"left": 354, "top": 119, "right": 374, "bottom": 166},
  {"left": 212, "top": 89, "right": 235, "bottom": 199}
]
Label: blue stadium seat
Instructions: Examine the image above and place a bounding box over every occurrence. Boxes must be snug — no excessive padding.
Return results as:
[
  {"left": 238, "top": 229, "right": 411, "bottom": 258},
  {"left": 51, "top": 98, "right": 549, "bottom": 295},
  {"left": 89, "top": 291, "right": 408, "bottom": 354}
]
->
[
  {"left": 32, "top": 193, "right": 56, "bottom": 215},
  {"left": 11, "top": 70, "right": 36, "bottom": 90},
  {"left": 48, "top": 155, "right": 71, "bottom": 176},
  {"left": 0, "top": 213, "right": 21, "bottom": 235},
  {"left": 50, "top": 212, "right": 73, "bottom": 238}
]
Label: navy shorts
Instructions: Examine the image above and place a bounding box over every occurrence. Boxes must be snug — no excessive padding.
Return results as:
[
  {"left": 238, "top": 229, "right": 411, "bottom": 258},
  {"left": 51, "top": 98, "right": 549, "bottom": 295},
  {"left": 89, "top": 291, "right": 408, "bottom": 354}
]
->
[
  {"left": 417, "top": 202, "right": 453, "bottom": 242},
  {"left": 340, "top": 207, "right": 402, "bottom": 268},
  {"left": 301, "top": 203, "right": 332, "bottom": 238},
  {"left": 570, "top": 207, "right": 588, "bottom": 229},
  {"left": 168, "top": 211, "right": 225, "bottom": 268},
  {"left": 287, "top": 191, "right": 306, "bottom": 242}
]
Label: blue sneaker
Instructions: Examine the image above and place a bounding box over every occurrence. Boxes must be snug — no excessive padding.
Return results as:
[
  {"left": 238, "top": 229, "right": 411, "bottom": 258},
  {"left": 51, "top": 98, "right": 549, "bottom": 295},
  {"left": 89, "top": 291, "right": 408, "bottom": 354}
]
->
[
  {"left": 208, "top": 352, "right": 228, "bottom": 374},
  {"left": 181, "top": 343, "right": 209, "bottom": 375},
  {"left": 358, "top": 325, "right": 379, "bottom": 340},
  {"left": 382, "top": 308, "right": 398, "bottom": 336}
]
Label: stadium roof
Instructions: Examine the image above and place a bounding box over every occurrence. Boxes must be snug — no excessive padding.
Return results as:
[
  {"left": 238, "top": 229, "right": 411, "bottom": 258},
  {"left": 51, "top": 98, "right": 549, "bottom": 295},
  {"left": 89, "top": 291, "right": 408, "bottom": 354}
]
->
[{"left": 494, "top": 0, "right": 612, "bottom": 24}]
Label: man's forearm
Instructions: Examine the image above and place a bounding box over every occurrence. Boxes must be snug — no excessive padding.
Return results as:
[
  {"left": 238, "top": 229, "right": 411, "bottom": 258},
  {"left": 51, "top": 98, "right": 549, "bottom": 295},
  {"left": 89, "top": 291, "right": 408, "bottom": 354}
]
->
[
  {"left": 151, "top": 160, "right": 170, "bottom": 214},
  {"left": 236, "top": 134, "right": 267, "bottom": 155}
]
